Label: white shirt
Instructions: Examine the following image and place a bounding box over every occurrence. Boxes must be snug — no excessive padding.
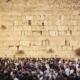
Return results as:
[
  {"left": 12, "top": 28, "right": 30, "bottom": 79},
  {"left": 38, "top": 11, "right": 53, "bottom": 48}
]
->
[
  {"left": 40, "top": 70, "right": 43, "bottom": 76},
  {"left": 39, "top": 77, "right": 43, "bottom": 80},
  {"left": 70, "top": 69, "right": 74, "bottom": 74},
  {"left": 14, "top": 78, "right": 19, "bottom": 80},
  {"left": 77, "top": 67, "right": 80, "bottom": 72},
  {"left": 76, "top": 64, "right": 79, "bottom": 72},
  {"left": 65, "top": 67, "right": 70, "bottom": 76}
]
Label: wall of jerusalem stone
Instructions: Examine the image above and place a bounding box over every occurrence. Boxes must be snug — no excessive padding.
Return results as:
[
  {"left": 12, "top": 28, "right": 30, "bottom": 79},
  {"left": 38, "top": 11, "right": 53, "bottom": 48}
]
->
[{"left": 0, "top": 0, "right": 80, "bottom": 59}]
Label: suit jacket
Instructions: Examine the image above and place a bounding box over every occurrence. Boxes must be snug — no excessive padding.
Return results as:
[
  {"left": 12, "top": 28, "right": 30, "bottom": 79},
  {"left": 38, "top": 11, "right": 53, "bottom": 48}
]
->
[
  {"left": 69, "top": 76, "right": 75, "bottom": 80},
  {"left": 56, "top": 75, "right": 65, "bottom": 80},
  {"left": 74, "top": 76, "right": 80, "bottom": 80},
  {"left": 4, "top": 76, "right": 10, "bottom": 80},
  {"left": 19, "top": 76, "right": 26, "bottom": 80}
]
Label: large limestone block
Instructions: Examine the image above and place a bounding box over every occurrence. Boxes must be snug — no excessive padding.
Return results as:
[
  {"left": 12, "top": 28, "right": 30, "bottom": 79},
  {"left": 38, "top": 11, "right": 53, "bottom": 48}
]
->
[
  {"left": 19, "top": 46, "right": 23, "bottom": 50},
  {"left": 9, "top": 46, "right": 17, "bottom": 50},
  {"left": 46, "top": 46, "right": 57, "bottom": 51},
  {"left": 38, "top": 46, "right": 46, "bottom": 51},
  {"left": 18, "top": 21, "right": 24, "bottom": 25},
  {"left": 20, "top": 41, "right": 30, "bottom": 46},
  {"left": 77, "top": 20, "right": 80, "bottom": 26},
  {"left": 56, "top": 20, "right": 61, "bottom": 26},
  {"left": 73, "top": 26, "right": 78, "bottom": 31},
  {"left": 36, "top": 15, "right": 41, "bottom": 20},
  {"left": 0, "top": 36, "right": 7, "bottom": 40},
  {"left": 48, "top": 26, "right": 53, "bottom": 31},
  {"left": 0, "top": 45, "right": 8, "bottom": 50},
  {"left": 70, "top": 40, "right": 79, "bottom": 46},
  {"left": 42, "top": 31, "right": 49, "bottom": 36},
  {"left": 3, "top": 41, "right": 20, "bottom": 46},
  {"left": 32, "top": 46, "right": 38, "bottom": 50},
  {"left": 57, "top": 46, "right": 63, "bottom": 50},
  {"left": 73, "top": 10, "right": 79, "bottom": 15},
  {"left": 26, "top": 36, "right": 35, "bottom": 41},
  {"left": 62, "top": 46, "right": 72, "bottom": 50},
  {"left": 50, "top": 31, "right": 58, "bottom": 36},
  {"left": 0, "top": 31, "right": 21, "bottom": 36},
  {"left": 0, "top": 12, "right": 2, "bottom": 16},
  {"left": 23, "top": 26, "right": 31, "bottom": 31},
  {"left": 61, "top": 15, "right": 65, "bottom": 20},
  {"left": 13, "top": 36, "right": 20, "bottom": 41},
  {"left": 61, "top": 51, "right": 75, "bottom": 57},
  {"left": 25, "top": 31, "right": 32, "bottom": 36},
  {"left": 68, "top": 26, "right": 74, "bottom": 30},
  {"left": 73, "top": 46, "right": 80, "bottom": 50},
  {"left": 32, "top": 26, "right": 41, "bottom": 31},
  {"left": 44, "top": 15, "right": 49, "bottom": 20},
  {"left": 31, "top": 41, "right": 42, "bottom": 46},
  {"left": 35, "top": 36, "right": 46, "bottom": 41},
  {"left": 9, "top": 17, "right": 18, "bottom": 21},
  {"left": 32, "top": 31, "right": 41, "bottom": 36},
  {"left": 14, "top": 26, "right": 22, "bottom": 31},
  {"left": 1, "top": 21, "right": 13, "bottom": 26},
  {"left": 77, "top": 26, "right": 80, "bottom": 31},
  {"left": 50, "top": 40, "right": 65, "bottom": 46},
  {"left": 26, "top": 16, "right": 33, "bottom": 20},
  {"left": 0, "top": 31, "right": 8, "bottom": 36},
  {"left": 58, "top": 26, "right": 68, "bottom": 31},
  {"left": 13, "top": 31, "right": 21, "bottom": 36},
  {"left": 31, "top": 20, "right": 37, "bottom": 26},
  {"left": 23, "top": 46, "right": 32, "bottom": 51},
  {"left": 0, "top": 17, "right": 11, "bottom": 21},
  {"left": 20, "top": 36, "right": 27, "bottom": 40},
  {"left": 35, "top": 41, "right": 42, "bottom": 46},
  {"left": 59, "top": 31, "right": 71, "bottom": 36},
  {"left": 4, "top": 36, "right": 14, "bottom": 41},
  {"left": 72, "top": 20, "right": 77, "bottom": 26},
  {"left": 0, "top": 50, "right": 12, "bottom": 57},
  {"left": 41, "top": 15, "right": 45, "bottom": 20},
  {"left": 13, "top": 21, "right": 19, "bottom": 26},
  {"left": 48, "top": 21, "right": 53, "bottom": 26},
  {"left": 74, "top": 16, "right": 80, "bottom": 20},
  {"left": 72, "top": 31, "right": 80, "bottom": 36},
  {"left": 33, "top": 16, "right": 37, "bottom": 20}
]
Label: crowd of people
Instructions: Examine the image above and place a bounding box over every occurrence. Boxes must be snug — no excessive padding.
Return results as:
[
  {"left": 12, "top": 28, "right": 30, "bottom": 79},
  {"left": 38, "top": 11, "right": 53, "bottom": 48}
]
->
[{"left": 0, "top": 57, "right": 80, "bottom": 80}]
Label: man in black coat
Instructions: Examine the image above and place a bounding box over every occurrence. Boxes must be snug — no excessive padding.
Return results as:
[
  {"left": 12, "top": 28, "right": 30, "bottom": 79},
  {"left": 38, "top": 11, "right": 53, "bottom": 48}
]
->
[
  {"left": 56, "top": 73, "right": 65, "bottom": 80},
  {"left": 74, "top": 71, "right": 80, "bottom": 80},
  {"left": 68, "top": 74, "right": 75, "bottom": 80},
  {"left": 19, "top": 73, "right": 26, "bottom": 80},
  {"left": 4, "top": 73, "right": 10, "bottom": 80}
]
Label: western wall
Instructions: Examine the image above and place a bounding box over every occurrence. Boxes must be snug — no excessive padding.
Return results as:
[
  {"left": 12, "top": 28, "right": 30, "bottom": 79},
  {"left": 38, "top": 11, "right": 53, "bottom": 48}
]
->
[{"left": 0, "top": 0, "right": 80, "bottom": 59}]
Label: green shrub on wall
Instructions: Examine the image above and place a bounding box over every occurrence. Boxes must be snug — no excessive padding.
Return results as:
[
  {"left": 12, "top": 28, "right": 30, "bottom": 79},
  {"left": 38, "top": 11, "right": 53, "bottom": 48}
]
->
[
  {"left": 16, "top": 50, "right": 24, "bottom": 55},
  {"left": 47, "top": 48, "right": 54, "bottom": 53},
  {"left": 75, "top": 48, "right": 80, "bottom": 56}
]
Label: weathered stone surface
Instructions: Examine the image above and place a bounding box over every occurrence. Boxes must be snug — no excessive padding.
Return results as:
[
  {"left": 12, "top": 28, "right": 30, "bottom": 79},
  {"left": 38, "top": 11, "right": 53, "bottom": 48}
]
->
[{"left": 0, "top": 0, "right": 80, "bottom": 58}]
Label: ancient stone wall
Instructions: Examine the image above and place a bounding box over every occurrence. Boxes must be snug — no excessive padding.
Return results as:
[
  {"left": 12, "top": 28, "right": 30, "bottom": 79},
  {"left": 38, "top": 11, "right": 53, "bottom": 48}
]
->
[{"left": 0, "top": 0, "right": 80, "bottom": 58}]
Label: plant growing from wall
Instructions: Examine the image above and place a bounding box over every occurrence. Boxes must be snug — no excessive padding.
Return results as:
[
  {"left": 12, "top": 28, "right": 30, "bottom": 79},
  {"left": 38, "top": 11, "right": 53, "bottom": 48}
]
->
[
  {"left": 1, "top": 25, "right": 7, "bottom": 30},
  {"left": 75, "top": 48, "right": 80, "bottom": 56},
  {"left": 47, "top": 48, "right": 54, "bottom": 53},
  {"left": 7, "top": 0, "right": 11, "bottom": 2},
  {"left": 16, "top": 50, "right": 24, "bottom": 55}
]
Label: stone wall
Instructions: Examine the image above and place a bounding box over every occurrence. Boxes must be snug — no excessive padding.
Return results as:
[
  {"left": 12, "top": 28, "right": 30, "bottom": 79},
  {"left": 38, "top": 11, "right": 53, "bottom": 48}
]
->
[{"left": 0, "top": 0, "right": 80, "bottom": 58}]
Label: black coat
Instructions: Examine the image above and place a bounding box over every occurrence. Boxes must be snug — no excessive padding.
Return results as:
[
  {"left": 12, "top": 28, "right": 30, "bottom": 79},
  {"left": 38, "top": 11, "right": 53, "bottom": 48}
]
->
[
  {"left": 56, "top": 75, "right": 65, "bottom": 80},
  {"left": 4, "top": 76, "right": 10, "bottom": 80},
  {"left": 69, "top": 76, "right": 75, "bottom": 80},
  {"left": 19, "top": 75, "right": 26, "bottom": 80},
  {"left": 74, "top": 76, "right": 80, "bottom": 80}
]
